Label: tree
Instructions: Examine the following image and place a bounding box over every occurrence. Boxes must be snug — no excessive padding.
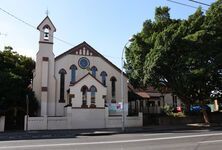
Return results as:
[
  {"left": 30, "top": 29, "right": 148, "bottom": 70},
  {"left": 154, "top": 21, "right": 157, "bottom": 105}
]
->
[
  {"left": 125, "top": 6, "right": 175, "bottom": 88},
  {"left": 0, "top": 46, "right": 38, "bottom": 129},
  {"left": 125, "top": 1, "right": 222, "bottom": 122}
]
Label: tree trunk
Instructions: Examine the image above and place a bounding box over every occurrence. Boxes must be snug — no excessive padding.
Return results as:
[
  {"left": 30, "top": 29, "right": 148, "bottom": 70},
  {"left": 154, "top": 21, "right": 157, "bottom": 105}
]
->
[
  {"left": 182, "top": 99, "right": 190, "bottom": 113},
  {"left": 202, "top": 109, "right": 209, "bottom": 124},
  {"left": 214, "top": 99, "right": 219, "bottom": 111}
]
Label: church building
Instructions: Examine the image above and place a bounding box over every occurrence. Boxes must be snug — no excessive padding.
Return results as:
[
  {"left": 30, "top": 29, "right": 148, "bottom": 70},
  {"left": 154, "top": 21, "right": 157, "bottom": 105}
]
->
[{"left": 27, "top": 16, "right": 142, "bottom": 130}]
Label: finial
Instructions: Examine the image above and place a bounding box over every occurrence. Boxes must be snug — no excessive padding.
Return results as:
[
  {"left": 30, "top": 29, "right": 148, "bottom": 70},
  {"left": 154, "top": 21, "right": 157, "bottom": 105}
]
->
[{"left": 45, "top": 8, "right": 49, "bottom": 16}]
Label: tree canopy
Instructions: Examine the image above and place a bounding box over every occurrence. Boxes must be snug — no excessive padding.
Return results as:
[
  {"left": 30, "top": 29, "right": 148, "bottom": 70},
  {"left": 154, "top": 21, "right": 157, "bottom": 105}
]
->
[
  {"left": 0, "top": 46, "right": 38, "bottom": 116},
  {"left": 125, "top": 0, "right": 222, "bottom": 104}
]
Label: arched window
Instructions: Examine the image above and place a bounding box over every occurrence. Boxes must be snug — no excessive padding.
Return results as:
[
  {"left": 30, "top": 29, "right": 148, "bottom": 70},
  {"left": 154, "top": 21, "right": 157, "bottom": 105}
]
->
[
  {"left": 110, "top": 76, "right": 117, "bottom": 99},
  {"left": 91, "top": 66, "right": 97, "bottom": 77},
  {"left": 43, "top": 25, "right": 50, "bottom": 40},
  {"left": 90, "top": 86, "right": 97, "bottom": 106},
  {"left": 59, "top": 69, "right": 67, "bottom": 103},
  {"left": 81, "top": 85, "right": 88, "bottom": 107},
  {"left": 100, "top": 71, "right": 107, "bottom": 86},
  {"left": 70, "top": 64, "right": 77, "bottom": 83}
]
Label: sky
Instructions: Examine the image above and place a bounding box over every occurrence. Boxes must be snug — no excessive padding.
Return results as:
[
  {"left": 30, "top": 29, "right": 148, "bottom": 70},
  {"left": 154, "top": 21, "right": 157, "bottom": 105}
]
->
[{"left": 0, "top": 0, "right": 216, "bottom": 68}]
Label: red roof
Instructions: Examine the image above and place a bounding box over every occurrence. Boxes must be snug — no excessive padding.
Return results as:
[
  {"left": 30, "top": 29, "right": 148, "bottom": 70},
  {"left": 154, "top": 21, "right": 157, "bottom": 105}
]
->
[{"left": 128, "top": 84, "right": 171, "bottom": 99}]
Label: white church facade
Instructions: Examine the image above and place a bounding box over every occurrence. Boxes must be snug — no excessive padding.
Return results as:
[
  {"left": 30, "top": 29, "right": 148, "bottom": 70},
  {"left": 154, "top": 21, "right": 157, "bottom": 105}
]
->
[{"left": 25, "top": 16, "right": 142, "bottom": 130}]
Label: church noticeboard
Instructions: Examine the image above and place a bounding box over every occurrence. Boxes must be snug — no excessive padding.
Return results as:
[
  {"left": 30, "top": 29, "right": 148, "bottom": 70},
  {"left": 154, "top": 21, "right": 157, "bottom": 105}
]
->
[{"left": 108, "top": 103, "right": 128, "bottom": 115}]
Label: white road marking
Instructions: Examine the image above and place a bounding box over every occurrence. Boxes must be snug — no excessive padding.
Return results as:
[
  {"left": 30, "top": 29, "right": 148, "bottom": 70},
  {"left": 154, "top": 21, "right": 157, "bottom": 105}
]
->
[
  {"left": 0, "top": 132, "right": 222, "bottom": 149},
  {"left": 142, "top": 133, "right": 173, "bottom": 136},
  {"left": 199, "top": 139, "right": 222, "bottom": 144}
]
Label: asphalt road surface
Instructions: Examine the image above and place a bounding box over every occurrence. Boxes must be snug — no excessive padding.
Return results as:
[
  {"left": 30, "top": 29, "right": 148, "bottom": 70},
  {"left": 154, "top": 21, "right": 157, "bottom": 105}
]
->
[{"left": 1, "top": 129, "right": 222, "bottom": 150}]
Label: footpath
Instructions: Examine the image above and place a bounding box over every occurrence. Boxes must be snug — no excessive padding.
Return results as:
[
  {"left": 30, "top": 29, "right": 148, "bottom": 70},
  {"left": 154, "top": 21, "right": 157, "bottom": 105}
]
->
[{"left": 0, "top": 123, "right": 221, "bottom": 141}]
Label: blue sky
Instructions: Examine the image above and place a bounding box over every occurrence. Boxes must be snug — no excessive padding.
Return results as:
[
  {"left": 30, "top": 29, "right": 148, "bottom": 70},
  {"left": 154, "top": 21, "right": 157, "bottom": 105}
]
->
[{"left": 0, "top": 0, "right": 215, "bottom": 68}]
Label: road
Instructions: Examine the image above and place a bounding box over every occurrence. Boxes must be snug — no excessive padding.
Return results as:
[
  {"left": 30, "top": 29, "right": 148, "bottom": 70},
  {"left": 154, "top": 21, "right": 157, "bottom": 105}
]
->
[{"left": 1, "top": 129, "right": 222, "bottom": 150}]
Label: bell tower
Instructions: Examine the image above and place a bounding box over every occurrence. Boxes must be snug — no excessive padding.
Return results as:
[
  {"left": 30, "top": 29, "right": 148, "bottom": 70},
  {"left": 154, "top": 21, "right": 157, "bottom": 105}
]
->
[
  {"left": 33, "top": 16, "right": 56, "bottom": 117},
  {"left": 37, "top": 16, "right": 56, "bottom": 43}
]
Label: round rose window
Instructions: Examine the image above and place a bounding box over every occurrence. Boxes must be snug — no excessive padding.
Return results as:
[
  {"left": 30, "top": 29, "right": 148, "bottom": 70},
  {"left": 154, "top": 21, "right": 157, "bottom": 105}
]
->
[{"left": 78, "top": 57, "right": 90, "bottom": 69}]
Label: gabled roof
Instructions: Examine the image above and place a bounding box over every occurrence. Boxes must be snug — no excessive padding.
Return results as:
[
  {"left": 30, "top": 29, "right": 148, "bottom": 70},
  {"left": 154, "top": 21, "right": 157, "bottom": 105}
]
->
[
  {"left": 128, "top": 84, "right": 164, "bottom": 99},
  {"left": 136, "top": 92, "right": 151, "bottom": 99},
  {"left": 70, "top": 73, "right": 106, "bottom": 88},
  {"left": 37, "top": 16, "right": 56, "bottom": 32},
  {"left": 55, "top": 41, "right": 127, "bottom": 77}
]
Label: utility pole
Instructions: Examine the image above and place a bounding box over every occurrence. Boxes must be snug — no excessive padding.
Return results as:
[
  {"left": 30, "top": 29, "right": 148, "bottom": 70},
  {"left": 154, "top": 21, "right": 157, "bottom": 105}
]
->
[
  {"left": 121, "top": 37, "right": 134, "bottom": 132},
  {"left": 26, "top": 94, "right": 29, "bottom": 131}
]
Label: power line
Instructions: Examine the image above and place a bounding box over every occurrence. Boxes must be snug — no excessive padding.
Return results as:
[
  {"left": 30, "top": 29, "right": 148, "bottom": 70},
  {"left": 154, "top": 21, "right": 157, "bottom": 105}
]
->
[
  {"left": 0, "top": 7, "right": 36, "bottom": 29},
  {"left": 0, "top": 7, "right": 121, "bottom": 60},
  {"left": 166, "top": 0, "right": 207, "bottom": 11},
  {"left": 189, "top": 0, "right": 210, "bottom": 6},
  {"left": 0, "top": 7, "right": 74, "bottom": 46}
]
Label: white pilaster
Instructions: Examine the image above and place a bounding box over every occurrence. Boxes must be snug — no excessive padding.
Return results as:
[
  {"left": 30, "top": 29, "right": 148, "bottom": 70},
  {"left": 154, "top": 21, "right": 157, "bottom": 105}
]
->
[
  {"left": 87, "top": 92, "right": 91, "bottom": 106},
  {"left": 41, "top": 60, "right": 49, "bottom": 116}
]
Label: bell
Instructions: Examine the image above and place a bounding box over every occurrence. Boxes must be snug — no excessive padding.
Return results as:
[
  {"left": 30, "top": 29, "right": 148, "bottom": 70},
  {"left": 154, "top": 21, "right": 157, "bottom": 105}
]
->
[{"left": 44, "top": 33, "right": 49, "bottom": 38}]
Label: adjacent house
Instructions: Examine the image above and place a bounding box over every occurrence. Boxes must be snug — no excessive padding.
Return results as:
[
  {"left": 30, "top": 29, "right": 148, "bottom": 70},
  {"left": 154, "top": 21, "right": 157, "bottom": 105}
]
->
[{"left": 128, "top": 84, "right": 182, "bottom": 115}]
